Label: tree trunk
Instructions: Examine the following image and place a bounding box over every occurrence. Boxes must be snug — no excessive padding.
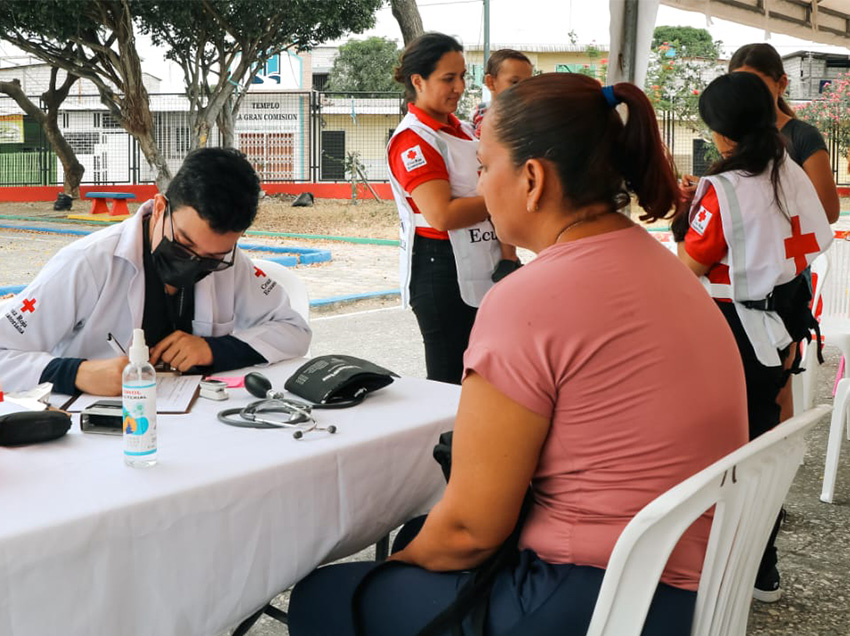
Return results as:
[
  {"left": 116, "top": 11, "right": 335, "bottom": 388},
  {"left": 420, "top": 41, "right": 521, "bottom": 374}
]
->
[
  {"left": 216, "top": 97, "right": 236, "bottom": 148},
  {"left": 43, "top": 111, "right": 84, "bottom": 199},
  {"left": 192, "top": 117, "right": 213, "bottom": 150},
  {"left": 135, "top": 129, "right": 172, "bottom": 192},
  {"left": 101, "top": 0, "right": 173, "bottom": 188},
  {"left": 0, "top": 77, "right": 84, "bottom": 198},
  {"left": 390, "top": 0, "right": 424, "bottom": 45}
]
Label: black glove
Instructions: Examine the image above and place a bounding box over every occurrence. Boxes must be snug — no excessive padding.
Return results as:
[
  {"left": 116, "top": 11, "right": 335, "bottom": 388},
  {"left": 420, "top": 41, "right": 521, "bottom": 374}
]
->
[{"left": 491, "top": 258, "right": 522, "bottom": 283}]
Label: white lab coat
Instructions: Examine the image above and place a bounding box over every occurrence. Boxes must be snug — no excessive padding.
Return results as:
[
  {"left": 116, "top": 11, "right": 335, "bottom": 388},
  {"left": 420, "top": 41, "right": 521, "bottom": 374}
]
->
[{"left": 0, "top": 208, "right": 311, "bottom": 392}]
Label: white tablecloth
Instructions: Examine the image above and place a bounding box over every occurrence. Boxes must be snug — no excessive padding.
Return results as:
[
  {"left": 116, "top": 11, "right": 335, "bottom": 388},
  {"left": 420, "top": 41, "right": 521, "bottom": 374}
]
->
[{"left": 0, "top": 360, "right": 460, "bottom": 636}]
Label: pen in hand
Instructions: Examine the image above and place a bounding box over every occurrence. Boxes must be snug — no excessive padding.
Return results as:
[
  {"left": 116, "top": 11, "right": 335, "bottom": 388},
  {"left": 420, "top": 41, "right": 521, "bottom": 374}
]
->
[{"left": 106, "top": 332, "right": 127, "bottom": 357}]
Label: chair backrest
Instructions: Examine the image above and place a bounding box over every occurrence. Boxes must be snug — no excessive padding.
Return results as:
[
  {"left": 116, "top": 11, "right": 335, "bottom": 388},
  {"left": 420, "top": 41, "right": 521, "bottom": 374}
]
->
[
  {"left": 251, "top": 259, "right": 310, "bottom": 324},
  {"left": 822, "top": 236, "right": 850, "bottom": 320},
  {"left": 585, "top": 405, "right": 831, "bottom": 636},
  {"left": 792, "top": 253, "right": 830, "bottom": 413}
]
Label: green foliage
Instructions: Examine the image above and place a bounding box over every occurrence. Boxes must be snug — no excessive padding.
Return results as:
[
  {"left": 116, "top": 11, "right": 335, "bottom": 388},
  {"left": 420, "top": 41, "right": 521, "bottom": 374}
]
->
[
  {"left": 651, "top": 26, "right": 720, "bottom": 59},
  {"left": 137, "top": 0, "right": 383, "bottom": 72},
  {"left": 796, "top": 74, "right": 850, "bottom": 155},
  {"left": 645, "top": 27, "right": 726, "bottom": 174},
  {"left": 645, "top": 28, "right": 724, "bottom": 133},
  {"left": 326, "top": 37, "right": 401, "bottom": 93}
]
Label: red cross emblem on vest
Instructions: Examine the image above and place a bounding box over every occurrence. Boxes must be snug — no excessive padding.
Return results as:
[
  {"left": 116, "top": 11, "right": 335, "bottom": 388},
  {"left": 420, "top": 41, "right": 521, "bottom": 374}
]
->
[
  {"left": 784, "top": 216, "right": 819, "bottom": 274},
  {"left": 697, "top": 210, "right": 707, "bottom": 223},
  {"left": 406, "top": 149, "right": 417, "bottom": 160},
  {"left": 20, "top": 298, "right": 36, "bottom": 313},
  {"left": 254, "top": 266, "right": 266, "bottom": 278}
]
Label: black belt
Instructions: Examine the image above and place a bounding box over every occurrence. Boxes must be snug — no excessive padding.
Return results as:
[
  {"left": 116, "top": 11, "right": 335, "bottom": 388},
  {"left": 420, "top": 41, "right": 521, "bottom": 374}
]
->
[{"left": 742, "top": 296, "right": 776, "bottom": 311}]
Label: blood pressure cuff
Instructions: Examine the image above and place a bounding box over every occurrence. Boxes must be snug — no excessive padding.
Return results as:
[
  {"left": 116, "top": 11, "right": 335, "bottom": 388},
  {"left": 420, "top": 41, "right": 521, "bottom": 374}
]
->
[
  {"left": 284, "top": 354, "right": 398, "bottom": 405},
  {"left": 0, "top": 409, "right": 71, "bottom": 446}
]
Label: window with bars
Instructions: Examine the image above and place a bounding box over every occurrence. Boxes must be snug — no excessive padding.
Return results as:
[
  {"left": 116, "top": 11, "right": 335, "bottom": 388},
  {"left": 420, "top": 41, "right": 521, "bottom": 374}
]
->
[{"left": 65, "top": 132, "right": 99, "bottom": 155}]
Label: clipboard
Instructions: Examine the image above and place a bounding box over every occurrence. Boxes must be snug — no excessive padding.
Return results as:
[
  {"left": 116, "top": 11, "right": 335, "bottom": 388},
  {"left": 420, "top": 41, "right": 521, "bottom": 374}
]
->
[{"left": 62, "top": 375, "right": 202, "bottom": 414}]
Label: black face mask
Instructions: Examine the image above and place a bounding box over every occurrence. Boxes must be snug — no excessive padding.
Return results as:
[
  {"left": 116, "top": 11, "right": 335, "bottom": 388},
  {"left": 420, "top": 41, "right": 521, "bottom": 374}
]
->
[{"left": 151, "top": 236, "right": 214, "bottom": 288}]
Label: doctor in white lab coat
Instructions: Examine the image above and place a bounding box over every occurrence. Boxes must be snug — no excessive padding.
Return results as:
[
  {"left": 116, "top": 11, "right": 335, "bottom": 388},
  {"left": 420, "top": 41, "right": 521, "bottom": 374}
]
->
[{"left": 0, "top": 148, "right": 310, "bottom": 395}]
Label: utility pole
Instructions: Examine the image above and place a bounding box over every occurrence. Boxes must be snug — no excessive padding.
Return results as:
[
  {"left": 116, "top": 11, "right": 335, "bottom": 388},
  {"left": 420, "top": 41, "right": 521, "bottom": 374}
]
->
[{"left": 483, "top": 0, "right": 490, "bottom": 70}]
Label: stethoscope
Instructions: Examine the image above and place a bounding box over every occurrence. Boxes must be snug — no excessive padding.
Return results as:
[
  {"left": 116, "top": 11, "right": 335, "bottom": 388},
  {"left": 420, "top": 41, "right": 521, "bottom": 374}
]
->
[{"left": 216, "top": 372, "right": 363, "bottom": 439}]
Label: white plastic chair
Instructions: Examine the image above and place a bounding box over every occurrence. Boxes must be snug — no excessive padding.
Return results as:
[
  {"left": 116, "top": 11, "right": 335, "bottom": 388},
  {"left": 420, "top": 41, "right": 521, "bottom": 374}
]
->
[
  {"left": 792, "top": 252, "right": 829, "bottom": 416},
  {"left": 251, "top": 258, "right": 310, "bottom": 325},
  {"left": 816, "top": 238, "right": 850, "bottom": 503},
  {"left": 585, "top": 405, "right": 830, "bottom": 636}
]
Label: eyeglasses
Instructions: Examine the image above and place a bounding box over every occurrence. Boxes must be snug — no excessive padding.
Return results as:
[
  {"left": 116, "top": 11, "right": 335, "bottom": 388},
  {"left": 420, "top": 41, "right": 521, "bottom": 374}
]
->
[{"left": 164, "top": 203, "right": 236, "bottom": 272}]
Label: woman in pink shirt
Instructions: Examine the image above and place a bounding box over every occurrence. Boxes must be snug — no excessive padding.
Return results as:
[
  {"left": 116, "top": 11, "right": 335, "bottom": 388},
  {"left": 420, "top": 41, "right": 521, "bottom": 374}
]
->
[{"left": 288, "top": 74, "right": 749, "bottom": 636}]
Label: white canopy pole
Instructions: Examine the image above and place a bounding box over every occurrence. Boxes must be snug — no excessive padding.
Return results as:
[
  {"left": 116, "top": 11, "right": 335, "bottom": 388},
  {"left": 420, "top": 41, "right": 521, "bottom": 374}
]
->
[{"left": 606, "top": 0, "right": 661, "bottom": 87}]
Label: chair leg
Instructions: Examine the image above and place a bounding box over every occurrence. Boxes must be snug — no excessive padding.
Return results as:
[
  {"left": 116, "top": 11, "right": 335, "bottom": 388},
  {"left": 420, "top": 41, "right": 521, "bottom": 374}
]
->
[
  {"left": 232, "top": 602, "right": 288, "bottom": 635},
  {"left": 231, "top": 607, "right": 265, "bottom": 636},
  {"left": 375, "top": 533, "right": 390, "bottom": 562},
  {"left": 263, "top": 604, "right": 288, "bottom": 624},
  {"left": 821, "top": 379, "right": 850, "bottom": 503}
]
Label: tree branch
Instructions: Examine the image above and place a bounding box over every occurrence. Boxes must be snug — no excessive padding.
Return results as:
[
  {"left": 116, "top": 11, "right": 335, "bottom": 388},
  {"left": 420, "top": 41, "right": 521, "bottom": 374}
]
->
[{"left": 0, "top": 79, "right": 46, "bottom": 124}]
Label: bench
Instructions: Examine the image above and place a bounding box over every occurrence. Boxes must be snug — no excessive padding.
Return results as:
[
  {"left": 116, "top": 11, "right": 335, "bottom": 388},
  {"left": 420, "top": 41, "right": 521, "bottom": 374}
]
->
[{"left": 85, "top": 192, "right": 136, "bottom": 216}]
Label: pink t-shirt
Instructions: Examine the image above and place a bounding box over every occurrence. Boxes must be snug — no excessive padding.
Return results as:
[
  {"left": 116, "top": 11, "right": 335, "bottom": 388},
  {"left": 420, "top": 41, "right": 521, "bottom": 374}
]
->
[{"left": 463, "top": 225, "right": 748, "bottom": 591}]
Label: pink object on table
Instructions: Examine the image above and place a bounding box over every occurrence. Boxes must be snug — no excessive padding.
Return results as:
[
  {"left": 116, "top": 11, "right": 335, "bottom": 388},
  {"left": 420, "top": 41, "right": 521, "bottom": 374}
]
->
[{"left": 206, "top": 376, "right": 245, "bottom": 389}]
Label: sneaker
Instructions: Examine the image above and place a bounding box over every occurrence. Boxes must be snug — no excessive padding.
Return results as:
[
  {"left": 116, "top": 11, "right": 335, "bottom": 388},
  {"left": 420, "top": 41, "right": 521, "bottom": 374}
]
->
[{"left": 753, "top": 565, "right": 782, "bottom": 603}]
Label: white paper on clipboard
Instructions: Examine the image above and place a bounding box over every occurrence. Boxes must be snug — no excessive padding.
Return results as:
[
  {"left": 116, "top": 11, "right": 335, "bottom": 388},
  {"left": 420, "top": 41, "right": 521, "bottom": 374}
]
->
[{"left": 63, "top": 375, "right": 202, "bottom": 414}]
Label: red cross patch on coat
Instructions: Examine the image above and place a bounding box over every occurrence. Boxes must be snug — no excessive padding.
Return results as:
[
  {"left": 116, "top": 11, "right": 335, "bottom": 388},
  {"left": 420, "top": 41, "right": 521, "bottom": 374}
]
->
[
  {"left": 690, "top": 206, "right": 713, "bottom": 236},
  {"left": 784, "top": 216, "right": 820, "bottom": 274},
  {"left": 401, "top": 145, "right": 427, "bottom": 172}
]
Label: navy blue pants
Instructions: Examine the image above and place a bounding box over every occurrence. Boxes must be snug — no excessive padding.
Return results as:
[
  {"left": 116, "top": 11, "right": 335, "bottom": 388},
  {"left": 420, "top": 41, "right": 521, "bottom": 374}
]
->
[
  {"left": 409, "top": 235, "right": 478, "bottom": 385},
  {"left": 288, "top": 518, "right": 696, "bottom": 636}
]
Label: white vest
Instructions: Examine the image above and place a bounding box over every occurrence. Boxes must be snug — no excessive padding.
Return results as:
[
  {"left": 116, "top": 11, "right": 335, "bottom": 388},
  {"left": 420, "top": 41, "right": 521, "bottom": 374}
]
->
[
  {"left": 690, "top": 156, "right": 833, "bottom": 366},
  {"left": 387, "top": 112, "right": 500, "bottom": 308}
]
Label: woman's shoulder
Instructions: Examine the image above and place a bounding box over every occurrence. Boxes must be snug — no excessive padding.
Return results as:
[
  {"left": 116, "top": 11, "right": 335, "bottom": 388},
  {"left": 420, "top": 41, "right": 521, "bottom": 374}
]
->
[
  {"left": 782, "top": 118, "right": 827, "bottom": 164},
  {"left": 388, "top": 116, "right": 440, "bottom": 153},
  {"left": 784, "top": 117, "right": 822, "bottom": 137}
]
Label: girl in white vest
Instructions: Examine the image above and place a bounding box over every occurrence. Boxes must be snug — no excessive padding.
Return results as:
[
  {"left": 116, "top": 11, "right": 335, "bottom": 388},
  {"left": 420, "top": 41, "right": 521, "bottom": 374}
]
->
[
  {"left": 676, "top": 72, "right": 832, "bottom": 603},
  {"left": 386, "top": 33, "right": 506, "bottom": 384}
]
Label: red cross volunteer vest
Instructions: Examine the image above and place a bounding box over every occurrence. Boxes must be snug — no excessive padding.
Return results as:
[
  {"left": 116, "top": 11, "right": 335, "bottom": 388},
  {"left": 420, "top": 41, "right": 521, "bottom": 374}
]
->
[
  {"left": 689, "top": 155, "right": 833, "bottom": 366},
  {"left": 387, "top": 112, "right": 500, "bottom": 308}
]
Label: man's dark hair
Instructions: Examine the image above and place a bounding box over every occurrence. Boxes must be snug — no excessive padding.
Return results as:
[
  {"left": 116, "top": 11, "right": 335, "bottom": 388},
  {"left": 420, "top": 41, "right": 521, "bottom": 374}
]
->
[{"left": 165, "top": 147, "right": 260, "bottom": 233}]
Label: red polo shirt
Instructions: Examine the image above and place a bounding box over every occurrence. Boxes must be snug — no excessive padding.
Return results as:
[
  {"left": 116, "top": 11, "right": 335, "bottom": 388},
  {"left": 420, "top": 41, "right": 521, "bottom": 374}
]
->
[
  {"left": 684, "top": 183, "right": 732, "bottom": 298},
  {"left": 388, "top": 104, "right": 474, "bottom": 240}
]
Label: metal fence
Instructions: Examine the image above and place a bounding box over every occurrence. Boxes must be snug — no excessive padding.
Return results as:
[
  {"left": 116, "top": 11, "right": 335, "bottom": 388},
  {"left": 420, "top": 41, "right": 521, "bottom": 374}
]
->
[
  {"left": 0, "top": 90, "right": 405, "bottom": 187},
  {"left": 3, "top": 90, "right": 850, "bottom": 187},
  {"left": 659, "top": 107, "right": 850, "bottom": 185}
]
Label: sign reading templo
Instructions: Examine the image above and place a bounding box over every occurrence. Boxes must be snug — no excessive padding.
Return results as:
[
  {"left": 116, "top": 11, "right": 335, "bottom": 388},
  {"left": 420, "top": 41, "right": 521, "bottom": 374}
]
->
[{"left": 236, "top": 97, "right": 301, "bottom": 132}]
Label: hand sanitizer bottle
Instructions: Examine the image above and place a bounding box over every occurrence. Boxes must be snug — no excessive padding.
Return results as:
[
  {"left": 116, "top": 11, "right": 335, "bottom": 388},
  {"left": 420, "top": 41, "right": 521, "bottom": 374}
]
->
[{"left": 123, "top": 328, "right": 157, "bottom": 467}]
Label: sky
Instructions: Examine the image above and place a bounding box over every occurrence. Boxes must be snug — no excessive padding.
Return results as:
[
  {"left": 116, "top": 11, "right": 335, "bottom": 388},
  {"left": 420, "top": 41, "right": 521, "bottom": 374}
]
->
[{"left": 2, "top": 1, "right": 849, "bottom": 90}]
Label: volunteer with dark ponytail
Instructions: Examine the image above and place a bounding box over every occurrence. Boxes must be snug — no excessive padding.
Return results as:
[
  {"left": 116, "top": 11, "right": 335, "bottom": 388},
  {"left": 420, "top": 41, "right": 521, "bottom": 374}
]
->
[
  {"left": 386, "top": 32, "right": 501, "bottom": 384},
  {"left": 676, "top": 72, "right": 832, "bottom": 603},
  {"left": 288, "top": 74, "right": 747, "bottom": 636},
  {"left": 729, "top": 43, "right": 839, "bottom": 223}
]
